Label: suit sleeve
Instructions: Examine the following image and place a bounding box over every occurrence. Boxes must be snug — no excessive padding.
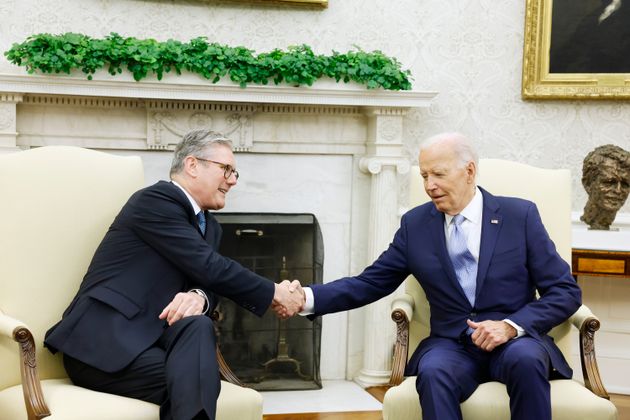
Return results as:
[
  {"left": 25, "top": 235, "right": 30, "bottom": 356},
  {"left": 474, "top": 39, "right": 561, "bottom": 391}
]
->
[
  {"left": 126, "top": 186, "right": 274, "bottom": 317},
  {"left": 506, "top": 203, "right": 582, "bottom": 337},
  {"left": 309, "top": 213, "right": 412, "bottom": 316}
]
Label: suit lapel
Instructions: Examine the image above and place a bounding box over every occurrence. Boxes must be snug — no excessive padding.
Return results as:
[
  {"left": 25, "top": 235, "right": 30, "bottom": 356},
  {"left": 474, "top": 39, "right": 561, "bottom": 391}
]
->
[
  {"left": 163, "top": 181, "right": 209, "bottom": 238},
  {"left": 475, "top": 188, "right": 502, "bottom": 298},
  {"left": 206, "top": 212, "right": 222, "bottom": 248},
  {"left": 429, "top": 206, "right": 470, "bottom": 304}
]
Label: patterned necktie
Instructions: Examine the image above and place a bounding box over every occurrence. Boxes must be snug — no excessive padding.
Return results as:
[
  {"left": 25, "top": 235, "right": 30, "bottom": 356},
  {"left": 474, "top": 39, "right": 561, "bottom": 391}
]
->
[
  {"left": 197, "top": 211, "right": 206, "bottom": 236},
  {"left": 448, "top": 214, "right": 477, "bottom": 307}
]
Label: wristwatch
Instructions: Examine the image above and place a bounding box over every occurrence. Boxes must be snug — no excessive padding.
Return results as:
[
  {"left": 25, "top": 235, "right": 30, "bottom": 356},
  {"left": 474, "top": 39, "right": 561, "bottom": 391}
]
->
[{"left": 188, "top": 288, "right": 209, "bottom": 315}]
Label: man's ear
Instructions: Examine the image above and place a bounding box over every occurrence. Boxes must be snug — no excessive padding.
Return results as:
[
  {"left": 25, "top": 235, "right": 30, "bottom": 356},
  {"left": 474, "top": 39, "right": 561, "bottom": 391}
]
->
[
  {"left": 466, "top": 161, "right": 477, "bottom": 183},
  {"left": 183, "top": 155, "right": 200, "bottom": 178}
]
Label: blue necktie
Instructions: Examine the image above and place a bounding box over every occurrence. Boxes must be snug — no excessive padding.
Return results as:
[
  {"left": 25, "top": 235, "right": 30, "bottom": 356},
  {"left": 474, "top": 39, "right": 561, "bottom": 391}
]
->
[
  {"left": 448, "top": 214, "right": 477, "bottom": 307},
  {"left": 197, "top": 211, "right": 206, "bottom": 236}
]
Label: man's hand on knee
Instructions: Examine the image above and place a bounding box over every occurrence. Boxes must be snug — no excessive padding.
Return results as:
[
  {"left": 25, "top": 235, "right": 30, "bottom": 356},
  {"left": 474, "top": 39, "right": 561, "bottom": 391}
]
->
[
  {"left": 159, "top": 292, "right": 206, "bottom": 326},
  {"left": 467, "top": 319, "right": 517, "bottom": 352}
]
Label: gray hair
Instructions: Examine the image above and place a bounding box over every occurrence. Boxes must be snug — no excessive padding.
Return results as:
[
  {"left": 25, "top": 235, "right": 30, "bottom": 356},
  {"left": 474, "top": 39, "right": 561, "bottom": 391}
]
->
[
  {"left": 420, "top": 132, "right": 479, "bottom": 169},
  {"left": 170, "top": 129, "right": 233, "bottom": 176}
]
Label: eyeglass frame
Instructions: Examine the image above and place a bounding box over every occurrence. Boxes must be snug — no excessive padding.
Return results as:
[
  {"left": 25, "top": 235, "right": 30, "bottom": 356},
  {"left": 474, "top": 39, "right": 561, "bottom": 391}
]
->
[{"left": 194, "top": 157, "right": 240, "bottom": 180}]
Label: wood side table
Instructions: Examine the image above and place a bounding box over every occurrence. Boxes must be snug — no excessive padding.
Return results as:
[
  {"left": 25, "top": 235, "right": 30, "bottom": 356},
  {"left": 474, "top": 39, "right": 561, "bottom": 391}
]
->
[{"left": 572, "top": 248, "right": 630, "bottom": 278}]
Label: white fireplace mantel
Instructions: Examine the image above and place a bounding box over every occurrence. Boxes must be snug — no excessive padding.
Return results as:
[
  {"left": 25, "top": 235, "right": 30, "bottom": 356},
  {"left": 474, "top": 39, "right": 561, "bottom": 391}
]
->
[
  {"left": 0, "top": 71, "right": 437, "bottom": 386},
  {"left": 0, "top": 72, "right": 436, "bottom": 108}
]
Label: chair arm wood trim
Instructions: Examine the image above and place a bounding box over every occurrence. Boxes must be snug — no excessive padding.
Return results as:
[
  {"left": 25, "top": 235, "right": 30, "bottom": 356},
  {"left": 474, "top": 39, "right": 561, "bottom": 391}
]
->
[
  {"left": 13, "top": 326, "right": 50, "bottom": 420},
  {"left": 579, "top": 316, "right": 610, "bottom": 400},
  {"left": 388, "top": 308, "right": 410, "bottom": 386},
  {"left": 210, "top": 310, "right": 245, "bottom": 387},
  {"left": 215, "top": 345, "right": 245, "bottom": 387}
]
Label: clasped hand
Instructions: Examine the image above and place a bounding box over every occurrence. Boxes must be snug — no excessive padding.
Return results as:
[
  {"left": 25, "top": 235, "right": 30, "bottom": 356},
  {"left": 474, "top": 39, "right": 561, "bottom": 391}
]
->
[
  {"left": 467, "top": 319, "right": 517, "bottom": 352},
  {"left": 272, "top": 279, "right": 305, "bottom": 319}
]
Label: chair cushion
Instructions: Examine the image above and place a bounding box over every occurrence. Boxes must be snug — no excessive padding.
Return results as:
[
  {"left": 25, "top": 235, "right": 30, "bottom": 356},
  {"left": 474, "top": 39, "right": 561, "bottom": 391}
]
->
[
  {"left": 383, "top": 377, "right": 618, "bottom": 420},
  {"left": 0, "top": 379, "right": 158, "bottom": 420},
  {"left": 0, "top": 378, "right": 262, "bottom": 420}
]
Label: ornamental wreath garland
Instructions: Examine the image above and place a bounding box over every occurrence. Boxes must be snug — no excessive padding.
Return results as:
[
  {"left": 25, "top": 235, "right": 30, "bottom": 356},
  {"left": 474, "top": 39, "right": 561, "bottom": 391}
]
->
[{"left": 5, "top": 33, "right": 412, "bottom": 91}]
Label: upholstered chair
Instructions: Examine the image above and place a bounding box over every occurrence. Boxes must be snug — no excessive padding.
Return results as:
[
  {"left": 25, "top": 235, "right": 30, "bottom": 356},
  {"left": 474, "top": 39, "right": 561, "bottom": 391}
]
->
[
  {"left": 383, "top": 159, "right": 618, "bottom": 420},
  {"left": 0, "top": 146, "right": 262, "bottom": 420}
]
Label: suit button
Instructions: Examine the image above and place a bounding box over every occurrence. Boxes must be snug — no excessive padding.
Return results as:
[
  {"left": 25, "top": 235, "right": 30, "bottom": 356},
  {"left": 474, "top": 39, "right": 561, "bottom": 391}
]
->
[{"left": 470, "top": 312, "right": 477, "bottom": 317}]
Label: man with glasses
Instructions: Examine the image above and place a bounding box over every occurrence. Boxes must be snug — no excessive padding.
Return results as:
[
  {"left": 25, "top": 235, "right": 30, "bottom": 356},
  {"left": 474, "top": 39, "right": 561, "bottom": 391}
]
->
[{"left": 44, "top": 129, "right": 303, "bottom": 420}]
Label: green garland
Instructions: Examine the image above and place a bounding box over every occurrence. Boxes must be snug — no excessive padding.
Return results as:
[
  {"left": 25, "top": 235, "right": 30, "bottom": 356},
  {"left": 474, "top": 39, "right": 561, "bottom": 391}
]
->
[{"left": 4, "top": 33, "right": 412, "bottom": 91}]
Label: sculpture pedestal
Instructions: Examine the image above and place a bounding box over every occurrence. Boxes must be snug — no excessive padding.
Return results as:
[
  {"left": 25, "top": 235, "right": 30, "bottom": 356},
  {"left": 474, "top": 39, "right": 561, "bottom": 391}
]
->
[{"left": 572, "top": 225, "right": 630, "bottom": 279}]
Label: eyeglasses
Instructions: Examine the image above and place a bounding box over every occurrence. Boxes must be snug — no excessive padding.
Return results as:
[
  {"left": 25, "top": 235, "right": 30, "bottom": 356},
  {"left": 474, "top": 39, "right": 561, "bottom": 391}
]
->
[{"left": 195, "top": 157, "right": 240, "bottom": 180}]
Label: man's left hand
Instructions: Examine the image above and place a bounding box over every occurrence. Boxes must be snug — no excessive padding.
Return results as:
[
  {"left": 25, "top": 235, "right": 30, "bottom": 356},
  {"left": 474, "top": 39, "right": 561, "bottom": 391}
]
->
[
  {"left": 159, "top": 291, "right": 205, "bottom": 326},
  {"left": 467, "top": 319, "right": 517, "bottom": 352}
]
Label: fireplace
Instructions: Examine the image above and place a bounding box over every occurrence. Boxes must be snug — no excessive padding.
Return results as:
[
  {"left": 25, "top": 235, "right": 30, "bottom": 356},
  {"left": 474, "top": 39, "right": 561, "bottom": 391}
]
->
[
  {"left": 213, "top": 213, "right": 323, "bottom": 390},
  {"left": 1, "top": 73, "right": 434, "bottom": 385}
]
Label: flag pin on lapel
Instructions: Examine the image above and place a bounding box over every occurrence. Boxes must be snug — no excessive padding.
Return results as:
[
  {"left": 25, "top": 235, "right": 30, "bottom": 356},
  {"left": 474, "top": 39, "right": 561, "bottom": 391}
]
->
[{"left": 491, "top": 219, "right": 499, "bottom": 224}]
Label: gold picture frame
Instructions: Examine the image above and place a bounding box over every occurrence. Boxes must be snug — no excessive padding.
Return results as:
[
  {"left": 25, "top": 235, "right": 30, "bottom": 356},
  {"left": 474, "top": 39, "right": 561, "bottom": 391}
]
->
[
  {"left": 224, "top": 0, "right": 327, "bottom": 7},
  {"left": 522, "top": 0, "right": 630, "bottom": 99}
]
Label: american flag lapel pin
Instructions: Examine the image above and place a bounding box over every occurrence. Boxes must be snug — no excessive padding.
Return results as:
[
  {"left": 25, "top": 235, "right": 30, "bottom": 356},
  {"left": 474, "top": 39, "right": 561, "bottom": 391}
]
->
[{"left": 491, "top": 219, "right": 499, "bottom": 224}]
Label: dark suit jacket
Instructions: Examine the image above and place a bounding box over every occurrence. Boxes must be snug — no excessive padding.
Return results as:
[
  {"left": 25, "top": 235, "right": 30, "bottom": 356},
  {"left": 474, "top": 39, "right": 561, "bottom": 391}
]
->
[
  {"left": 310, "top": 188, "right": 581, "bottom": 378},
  {"left": 45, "top": 180, "right": 275, "bottom": 372}
]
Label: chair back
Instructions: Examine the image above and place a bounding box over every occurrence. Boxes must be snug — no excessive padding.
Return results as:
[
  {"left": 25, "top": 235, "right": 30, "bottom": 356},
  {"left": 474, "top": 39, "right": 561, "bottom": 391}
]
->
[
  {"left": 0, "top": 146, "right": 144, "bottom": 390},
  {"left": 406, "top": 158, "right": 573, "bottom": 360}
]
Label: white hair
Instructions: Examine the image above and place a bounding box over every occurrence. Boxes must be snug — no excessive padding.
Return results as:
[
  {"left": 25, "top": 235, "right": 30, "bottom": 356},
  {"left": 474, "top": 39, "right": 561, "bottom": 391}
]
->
[{"left": 419, "top": 132, "right": 479, "bottom": 169}]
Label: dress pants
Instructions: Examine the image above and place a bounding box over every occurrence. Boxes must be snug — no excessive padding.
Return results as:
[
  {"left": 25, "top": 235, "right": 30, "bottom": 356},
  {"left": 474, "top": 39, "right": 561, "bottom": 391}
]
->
[
  {"left": 63, "top": 315, "right": 221, "bottom": 420},
  {"left": 415, "top": 335, "right": 551, "bottom": 420}
]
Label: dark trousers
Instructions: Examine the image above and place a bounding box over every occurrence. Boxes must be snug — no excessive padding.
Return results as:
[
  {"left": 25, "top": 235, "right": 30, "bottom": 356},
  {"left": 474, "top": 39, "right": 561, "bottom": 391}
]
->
[
  {"left": 64, "top": 315, "right": 220, "bottom": 420},
  {"left": 415, "top": 336, "right": 551, "bottom": 420}
]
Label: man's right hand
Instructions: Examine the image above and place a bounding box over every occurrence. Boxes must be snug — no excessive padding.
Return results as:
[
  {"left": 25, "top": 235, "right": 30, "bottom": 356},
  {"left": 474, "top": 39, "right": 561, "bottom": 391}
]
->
[
  {"left": 159, "top": 291, "right": 205, "bottom": 326},
  {"left": 272, "top": 279, "right": 305, "bottom": 319}
]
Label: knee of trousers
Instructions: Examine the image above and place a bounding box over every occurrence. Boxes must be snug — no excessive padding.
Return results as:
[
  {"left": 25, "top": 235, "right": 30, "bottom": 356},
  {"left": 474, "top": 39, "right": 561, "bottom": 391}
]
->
[
  {"left": 184, "top": 314, "right": 214, "bottom": 329},
  {"left": 416, "top": 358, "right": 459, "bottom": 388},
  {"left": 172, "top": 315, "right": 216, "bottom": 340},
  {"left": 500, "top": 342, "right": 549, "bottom": 377}
]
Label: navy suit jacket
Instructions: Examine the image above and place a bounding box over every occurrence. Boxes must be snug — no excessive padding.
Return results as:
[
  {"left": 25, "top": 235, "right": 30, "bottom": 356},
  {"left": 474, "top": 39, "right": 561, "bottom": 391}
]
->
[
  {"left": 310, "top": 187, "right": 581, "bottom": 378},
  {"left": 45, "top": 180, "right": 275, "bottom": 372}
]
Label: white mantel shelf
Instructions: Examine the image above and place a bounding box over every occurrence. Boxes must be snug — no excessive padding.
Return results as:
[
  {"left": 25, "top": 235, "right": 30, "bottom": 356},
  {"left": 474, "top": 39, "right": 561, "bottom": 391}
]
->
[{"left": 0, "top": 72, "right": 437, "bottom": 108}]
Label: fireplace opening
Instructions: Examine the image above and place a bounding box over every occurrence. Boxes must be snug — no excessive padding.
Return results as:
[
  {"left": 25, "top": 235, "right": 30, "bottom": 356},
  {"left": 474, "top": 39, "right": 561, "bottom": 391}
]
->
[{"left": 213, "top": 213, "right": 323, "bottom": 391}]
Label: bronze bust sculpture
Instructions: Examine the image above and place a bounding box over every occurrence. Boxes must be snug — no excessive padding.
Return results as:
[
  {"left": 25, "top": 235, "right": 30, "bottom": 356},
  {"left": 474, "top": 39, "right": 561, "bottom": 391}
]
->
[{"left": 581, "top": 144, "right": 630, "bottom": 230}]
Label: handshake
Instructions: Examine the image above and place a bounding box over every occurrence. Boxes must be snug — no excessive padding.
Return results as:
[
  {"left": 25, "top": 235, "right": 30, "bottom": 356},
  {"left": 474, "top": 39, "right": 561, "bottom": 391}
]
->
[{"left": 272, "top": 280, "right": 306, "bottom": 319}]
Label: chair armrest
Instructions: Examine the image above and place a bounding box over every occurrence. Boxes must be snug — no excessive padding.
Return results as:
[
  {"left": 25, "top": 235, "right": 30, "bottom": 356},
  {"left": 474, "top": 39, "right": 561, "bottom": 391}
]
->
[
  {"left": 211, "top": 310, "right": 245, "bottom": 387},
  {"left": 0, "top": 310, "right": 50, "bottom": 420},
  {"left": 568, "top": 304, "right": 610, "bottom": 400},
  {"left": 388, "top": 294, "right": 414, "bottom": 386}
]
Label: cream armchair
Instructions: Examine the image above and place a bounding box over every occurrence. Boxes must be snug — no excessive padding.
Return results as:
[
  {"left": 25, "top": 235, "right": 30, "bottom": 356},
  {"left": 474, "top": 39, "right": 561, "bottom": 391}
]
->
[
  {"left": 383, "top": 159, "right": 618, "bottom": 420},
  {"left": 0, "top": 146, "right": 262, "bottom": 420}
]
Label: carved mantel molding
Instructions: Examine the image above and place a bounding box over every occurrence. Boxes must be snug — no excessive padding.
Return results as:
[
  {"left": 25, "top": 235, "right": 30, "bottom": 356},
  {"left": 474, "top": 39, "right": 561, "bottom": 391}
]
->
[
  {"left": 2, "top": 72, "right": 436, "bottom": 156},
  {"left": 0, "top": 72, "right": 435, "bottom": 108}
]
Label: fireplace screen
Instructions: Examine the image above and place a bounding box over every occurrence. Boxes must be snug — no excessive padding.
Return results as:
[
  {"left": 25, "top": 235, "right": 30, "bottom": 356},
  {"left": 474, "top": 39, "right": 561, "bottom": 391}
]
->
[{"left": 212, "top": 213, "right": 323, "bottom": 391}]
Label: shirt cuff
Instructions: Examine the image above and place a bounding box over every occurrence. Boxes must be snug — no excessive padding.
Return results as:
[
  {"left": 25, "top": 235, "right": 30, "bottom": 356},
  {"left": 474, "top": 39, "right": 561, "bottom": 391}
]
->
[
  {"left": 299, "top": 287, "right": 315, "bottom": 316},
  {"left": 504, "top": 318, "right": 525, "bottom": 338},
  {"left": 189, "top": 288, "right": 209, "bottom": 315}
]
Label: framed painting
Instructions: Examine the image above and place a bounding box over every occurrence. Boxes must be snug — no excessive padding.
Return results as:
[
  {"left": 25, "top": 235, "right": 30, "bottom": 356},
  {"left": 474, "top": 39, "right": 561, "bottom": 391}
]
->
[{"left": 522, "top": 0, "right": 630, "bottom": 99}]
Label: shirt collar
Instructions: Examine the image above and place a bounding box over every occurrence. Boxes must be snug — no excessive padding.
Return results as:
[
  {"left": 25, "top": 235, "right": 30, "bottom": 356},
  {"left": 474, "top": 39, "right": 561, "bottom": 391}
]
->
[
  {"left": 171, "top": 180, "right": 202, "bottom": 215},
  {"left": 444, "top": 186, "right": 483, "bottom": 225}
]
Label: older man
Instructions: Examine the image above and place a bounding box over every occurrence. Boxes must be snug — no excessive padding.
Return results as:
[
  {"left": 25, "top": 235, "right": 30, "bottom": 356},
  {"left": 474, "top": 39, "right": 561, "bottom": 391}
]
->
[
  {"left": 45, "top": 130, "right": 303, "bottom": 420},
  {"left": 297, "top": 132, "right": 582, "bottom": 420}
]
